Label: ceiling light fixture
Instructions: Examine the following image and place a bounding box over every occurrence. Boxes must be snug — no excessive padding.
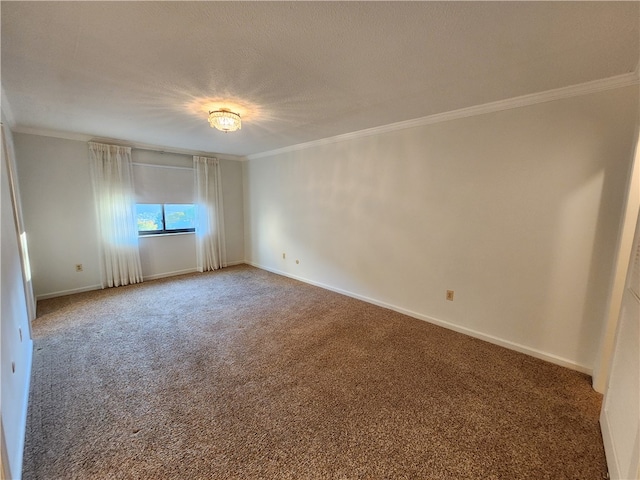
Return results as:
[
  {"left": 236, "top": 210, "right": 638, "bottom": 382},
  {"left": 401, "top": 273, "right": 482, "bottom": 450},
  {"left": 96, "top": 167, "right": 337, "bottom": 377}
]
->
[{"left": 208, "top": 109, "right": 241, "bottom": 133}]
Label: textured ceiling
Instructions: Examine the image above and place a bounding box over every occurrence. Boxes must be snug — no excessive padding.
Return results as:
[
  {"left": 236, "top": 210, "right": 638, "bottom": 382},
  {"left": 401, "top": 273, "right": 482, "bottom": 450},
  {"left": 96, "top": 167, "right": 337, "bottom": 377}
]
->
[{"left": 1, "top": 1, "right": 638, "bottom": 157}]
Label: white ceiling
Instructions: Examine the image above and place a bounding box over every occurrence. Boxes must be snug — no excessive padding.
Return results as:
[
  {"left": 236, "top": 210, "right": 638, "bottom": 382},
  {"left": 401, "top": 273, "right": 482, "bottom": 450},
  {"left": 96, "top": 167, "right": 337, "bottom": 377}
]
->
[{"left": 1, "top": 1, "right": 638, "bottom": 158}]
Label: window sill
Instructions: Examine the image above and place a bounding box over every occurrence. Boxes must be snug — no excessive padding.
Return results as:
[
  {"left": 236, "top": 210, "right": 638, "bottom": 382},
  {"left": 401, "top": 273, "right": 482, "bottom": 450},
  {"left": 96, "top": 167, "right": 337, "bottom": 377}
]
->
[{"left": 139, "top": 231, "right": 195, "bottom": 238}]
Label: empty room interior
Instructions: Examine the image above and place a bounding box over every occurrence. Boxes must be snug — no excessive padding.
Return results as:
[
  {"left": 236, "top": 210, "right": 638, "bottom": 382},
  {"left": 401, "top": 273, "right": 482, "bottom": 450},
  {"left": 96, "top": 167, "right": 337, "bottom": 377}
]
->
[{"left": 1, "top": 2, "right": 639, "bottom": 479}]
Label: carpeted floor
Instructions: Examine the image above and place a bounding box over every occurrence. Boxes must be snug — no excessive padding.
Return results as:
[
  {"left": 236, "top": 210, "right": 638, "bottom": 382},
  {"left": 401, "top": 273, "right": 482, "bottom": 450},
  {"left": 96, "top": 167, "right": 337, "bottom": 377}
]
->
[{"left": 23, "top": 265, "right": 607, "bottom": 479}]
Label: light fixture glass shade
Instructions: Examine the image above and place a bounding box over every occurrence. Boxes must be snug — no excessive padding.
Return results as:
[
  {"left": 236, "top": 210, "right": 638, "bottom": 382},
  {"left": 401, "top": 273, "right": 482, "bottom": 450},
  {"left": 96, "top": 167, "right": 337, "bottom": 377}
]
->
[{"left": 208, "top": 109, "right": 241, "bottom": 132}]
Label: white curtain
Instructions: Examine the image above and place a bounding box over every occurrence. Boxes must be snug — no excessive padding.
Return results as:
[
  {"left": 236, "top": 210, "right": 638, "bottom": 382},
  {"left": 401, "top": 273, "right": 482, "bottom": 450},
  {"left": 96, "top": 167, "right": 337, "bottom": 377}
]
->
[
  {"left": 89, "top": 142, "right": 143, "bottom": 288},
  {"left": 194, "top": 156, "right": 226, "bottom": 271}
]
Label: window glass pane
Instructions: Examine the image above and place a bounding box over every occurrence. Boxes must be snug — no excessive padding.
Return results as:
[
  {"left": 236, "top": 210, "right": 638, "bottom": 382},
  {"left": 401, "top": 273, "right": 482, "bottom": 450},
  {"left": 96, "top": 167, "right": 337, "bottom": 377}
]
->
[
  {"left": 165, "top": 204, "right": 196, "bottom": 230},
  {"left": 136, "top": 204, "right": 163, "bottom": 231}
]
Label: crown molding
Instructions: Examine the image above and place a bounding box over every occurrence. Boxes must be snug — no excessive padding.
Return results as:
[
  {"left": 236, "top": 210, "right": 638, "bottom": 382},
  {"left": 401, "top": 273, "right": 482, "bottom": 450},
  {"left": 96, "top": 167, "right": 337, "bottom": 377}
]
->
[
  {"left": 247, "top": 71, "right": 640, "bottom": 160},
  {"left": 7, "top": 71, "right": 638, "bottom": 162},
  {"left": 11, "top": 126, "right": 93, "bottom": 143},
  {"left": 9, "top": 126, "right": 245, "bottom": 161}
]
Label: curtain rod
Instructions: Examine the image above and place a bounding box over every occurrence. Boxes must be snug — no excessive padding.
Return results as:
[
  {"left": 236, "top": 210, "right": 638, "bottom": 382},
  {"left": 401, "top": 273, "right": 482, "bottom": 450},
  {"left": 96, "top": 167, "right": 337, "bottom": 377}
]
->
[
  {"left": 131, "top": 145, "right": 193, "bottom": 156},
  {"left": 132, "top": 162, "right": 193, "bottom": 171},
  {"left": 89, "top": 139, "right": 226, "bottom": 159}
]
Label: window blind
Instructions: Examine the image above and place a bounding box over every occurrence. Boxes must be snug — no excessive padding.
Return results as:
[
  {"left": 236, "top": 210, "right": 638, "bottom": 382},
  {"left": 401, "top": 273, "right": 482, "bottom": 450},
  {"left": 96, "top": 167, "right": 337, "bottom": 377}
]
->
[{"left": 133, "top": 164, "right": 194, "bottom": 204}]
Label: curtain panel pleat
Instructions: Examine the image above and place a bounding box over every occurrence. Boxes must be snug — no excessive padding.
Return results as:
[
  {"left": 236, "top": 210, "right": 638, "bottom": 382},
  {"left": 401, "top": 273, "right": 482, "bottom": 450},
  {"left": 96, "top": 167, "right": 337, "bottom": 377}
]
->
[
  {"left": 193, "top": 156, "right": 226, "bottom": 272},
  {"left": 89, "top": 142, "right": 143, "bottom": 288}
]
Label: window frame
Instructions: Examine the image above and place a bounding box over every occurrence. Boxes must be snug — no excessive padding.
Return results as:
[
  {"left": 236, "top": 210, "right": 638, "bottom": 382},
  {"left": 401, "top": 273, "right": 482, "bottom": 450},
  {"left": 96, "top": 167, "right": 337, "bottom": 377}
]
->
[{"left": 136, "top": 203, "right": 196, "bottom": 236}]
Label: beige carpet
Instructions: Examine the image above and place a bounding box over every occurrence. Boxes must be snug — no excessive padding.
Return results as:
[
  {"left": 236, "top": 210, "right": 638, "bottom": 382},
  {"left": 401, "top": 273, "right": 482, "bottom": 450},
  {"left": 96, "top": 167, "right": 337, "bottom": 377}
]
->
[{"left": 23, "top": 265, "right": 607, "bottom": 479}]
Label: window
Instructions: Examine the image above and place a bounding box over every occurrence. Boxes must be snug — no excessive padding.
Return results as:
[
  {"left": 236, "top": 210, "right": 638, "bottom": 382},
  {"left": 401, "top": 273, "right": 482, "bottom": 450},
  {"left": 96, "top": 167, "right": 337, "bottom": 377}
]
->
[{"left": 136, "top": 204, "right": 196, "bottom": 235}]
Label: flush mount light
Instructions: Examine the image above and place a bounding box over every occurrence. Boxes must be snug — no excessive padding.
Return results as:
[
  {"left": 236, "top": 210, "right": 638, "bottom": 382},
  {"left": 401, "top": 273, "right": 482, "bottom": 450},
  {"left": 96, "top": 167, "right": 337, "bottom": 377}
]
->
[{"left": 208, "top": 109, "right": 241, "bottom": 133}]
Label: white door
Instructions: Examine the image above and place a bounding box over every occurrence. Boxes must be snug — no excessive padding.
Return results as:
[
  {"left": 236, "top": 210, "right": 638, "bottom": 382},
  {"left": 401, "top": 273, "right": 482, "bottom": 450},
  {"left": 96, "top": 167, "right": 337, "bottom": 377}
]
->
[{"left": 601, "top": 208, "right": 640, "bottom": 480}]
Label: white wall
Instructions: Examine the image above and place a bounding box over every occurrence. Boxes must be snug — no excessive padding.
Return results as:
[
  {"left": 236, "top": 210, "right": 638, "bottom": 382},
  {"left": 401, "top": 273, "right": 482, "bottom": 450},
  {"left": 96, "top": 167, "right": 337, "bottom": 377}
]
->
[
  {"left": 220, "top": 156, "right": 245, "bottom": 264},
  {"left": 244, "top": 85, "right": 639, "bottom": 372},
  {"left": 13, "top": 133, "right": 244, "bottom": 298},
  {"left": 1, "top": 119, "right": 33, "bottom": 480},
  {"left": 13, "top": 135, "right": 101, "bottom": 298}
]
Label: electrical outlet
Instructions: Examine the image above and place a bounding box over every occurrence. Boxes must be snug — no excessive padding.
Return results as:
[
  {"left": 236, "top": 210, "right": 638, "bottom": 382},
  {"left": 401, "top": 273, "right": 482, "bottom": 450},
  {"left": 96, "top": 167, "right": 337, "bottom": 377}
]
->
[
  {"left": 75, "top": 264, "right": 83, "bottom": 272},
  {"left": 446, "top": 290, "right": 454, "bottom": 301}
]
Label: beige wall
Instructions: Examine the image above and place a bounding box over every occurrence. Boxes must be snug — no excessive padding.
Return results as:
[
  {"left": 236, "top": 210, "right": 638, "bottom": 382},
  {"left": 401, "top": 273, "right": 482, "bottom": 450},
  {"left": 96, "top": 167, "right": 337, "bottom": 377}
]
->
[{"left": 244, "top": 85, "right": 639, "bottom": 372}]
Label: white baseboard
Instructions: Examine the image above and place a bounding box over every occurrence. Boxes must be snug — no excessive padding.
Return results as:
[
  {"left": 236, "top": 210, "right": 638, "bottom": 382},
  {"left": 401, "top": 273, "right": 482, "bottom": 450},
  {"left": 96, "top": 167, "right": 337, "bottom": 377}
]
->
[
  {"left": 247, "top": 261, "right": 592, "bottom": 375},
  {"left": 225, "top": 261, "right": 245, "bottom": 267},
  {"left": 143, "top": 268, "right": 198, "bottom": 281},
  {"left": 144, "top": 261, "right": 245, "bottom": 280},
  {"left": 36, "top": 284, "right": 102, "bottom": 301},
  {"left": 36, "top": 262, "right": 247, "bottom": 300}
]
